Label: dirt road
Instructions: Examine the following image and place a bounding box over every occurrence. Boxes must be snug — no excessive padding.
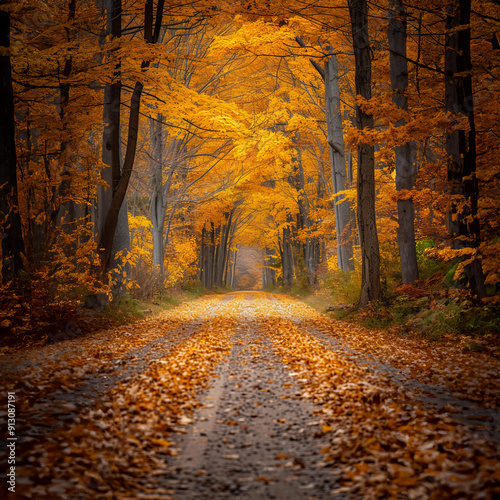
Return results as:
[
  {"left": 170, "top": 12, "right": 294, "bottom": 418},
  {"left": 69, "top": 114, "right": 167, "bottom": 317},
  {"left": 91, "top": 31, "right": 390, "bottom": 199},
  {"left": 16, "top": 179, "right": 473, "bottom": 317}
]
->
[{"left": 1, "top": 292, "right": 499, "bottom": 499}]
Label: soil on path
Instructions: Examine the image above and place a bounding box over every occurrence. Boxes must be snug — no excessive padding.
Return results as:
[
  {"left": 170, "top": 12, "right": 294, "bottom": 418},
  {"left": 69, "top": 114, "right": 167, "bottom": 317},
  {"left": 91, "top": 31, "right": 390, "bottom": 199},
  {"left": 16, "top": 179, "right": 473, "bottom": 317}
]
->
[
  {"left": 0, "top": 292, "right": 498, "bottom": 499},
  {"left": 163, "top": 321, "right": 343, "bottom": 499}
]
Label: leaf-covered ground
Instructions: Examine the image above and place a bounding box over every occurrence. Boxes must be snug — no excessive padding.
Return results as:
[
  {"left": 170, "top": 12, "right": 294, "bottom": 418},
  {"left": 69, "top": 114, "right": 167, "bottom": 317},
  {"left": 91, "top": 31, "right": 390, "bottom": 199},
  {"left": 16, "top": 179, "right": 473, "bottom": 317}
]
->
[{"left": 0, "top": 292, "right": 499, "bottom": 499}]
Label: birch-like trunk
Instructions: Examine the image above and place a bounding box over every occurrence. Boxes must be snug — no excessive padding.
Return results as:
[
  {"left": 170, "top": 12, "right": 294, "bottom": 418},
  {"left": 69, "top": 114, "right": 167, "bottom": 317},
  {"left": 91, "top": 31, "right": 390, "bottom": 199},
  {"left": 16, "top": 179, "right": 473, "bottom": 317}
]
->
[
  {"left": 150, "top": 115, "right": 164, "bottom": 281},
  {"left": 325, "top": 53, "right": 354, "bottom": 271}
]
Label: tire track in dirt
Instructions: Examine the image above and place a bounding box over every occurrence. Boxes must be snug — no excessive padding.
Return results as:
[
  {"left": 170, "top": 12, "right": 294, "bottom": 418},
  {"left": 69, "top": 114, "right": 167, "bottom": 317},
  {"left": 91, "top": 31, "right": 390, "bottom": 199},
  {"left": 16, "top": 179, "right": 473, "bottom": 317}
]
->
[
  {"left": 305, "top": 325, "right": 500, "bottom": 442},
  {"left": 159, "top": 294, "right": 348, "bottom": 499},
  {"left": 0, "top": 296, "right": 236, "bottom": 439},
  {"left": 246, "top": 293, "right": 500, "bottom": 441},
  {"left": 265, "top": 317, "right": 500, "bottom": 498},
  {"left": 162, "top": 320, "right": 346, "bottom": 499},
  {"left": 10, "top": 321, "right": 208, "bottom": 443},
  {"left": 1, "top": 298, "right": 240, "bottom": 499},
  {"left": 3, "top": 292, "right": 498, "bottom": 499}
]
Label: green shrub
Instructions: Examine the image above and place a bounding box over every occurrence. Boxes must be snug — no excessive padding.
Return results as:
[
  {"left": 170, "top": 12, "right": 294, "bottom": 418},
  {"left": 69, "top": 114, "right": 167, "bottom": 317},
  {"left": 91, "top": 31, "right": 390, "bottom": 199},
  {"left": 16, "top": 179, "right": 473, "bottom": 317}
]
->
[
  {"left": 105, "top": 294, "right": 144, "bottom": 323},
  {"left": 162, "top": 294, "right": 181, "bottom": 307},
  {"left": 325, "top": 267, "right": 360, "bottom": 305},
  {"left": 408, "top": 300, "right": 463, "bottom": 339},
  {"left": 416, "top": 238, "right": 445, "bottom": 280},
  {"left": 329, "top": 308, "right": 353, "bottom": 321},
  {"left": 416, "top": 238, "right": 435, "bottom": 258},
  {"left": 462, "top": 341, "right": 485, "bottom": 353},
  {"left": 435, "top": 301, "right": 462, "bottom": 333},
  {"left": 183, "top": 280, "right": 204, "bottom": 298},
  {"left": 362, "top": 315, "right": 392, "bottom": 329},
  {"left": 390, "top": 296, "right": 417, "bottom": 324},
  {"left": 463, "top": 306, "right": 500, "bottom": 335}
]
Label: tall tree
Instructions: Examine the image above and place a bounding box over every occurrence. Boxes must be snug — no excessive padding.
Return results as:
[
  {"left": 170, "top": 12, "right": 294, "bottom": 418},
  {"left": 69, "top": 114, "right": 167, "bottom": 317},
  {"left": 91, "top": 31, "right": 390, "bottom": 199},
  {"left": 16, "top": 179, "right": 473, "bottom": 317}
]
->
[
  {"left": 97, "top": 0, "right": 150, "bottom": 273},
  {"left": 150, "top": 114, "right": 165, "bottom": 283},
  {"left": 97, "top": 0, "right": 126, "bottom": 273},
  {"left": 54, "top": 0, "right": 81, "bottom": 238},
  {"left": 295, "top": 36, "right": 355, "bottom": 272},
  {"left": 444, "top": 0, "right": 485, "bottom": 298},
  {"left": 0, "top": 6, "right": 24, "bottom": 282},
  {"left": 324, "top": 50, "right": 355, "bottom": 272},
  {"left": 388, "top": 0, "right": 419, "bottom": 284},
  {"left": 348, "top": 0, "right": 381, "bottom": 307}
]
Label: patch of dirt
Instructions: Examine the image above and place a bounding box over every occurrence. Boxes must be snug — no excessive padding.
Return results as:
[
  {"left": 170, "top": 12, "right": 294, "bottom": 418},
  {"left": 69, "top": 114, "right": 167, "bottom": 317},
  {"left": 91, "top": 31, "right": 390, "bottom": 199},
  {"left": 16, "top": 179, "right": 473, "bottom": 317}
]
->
[
  {"left": 162, "top": 321, "right": 346, "bottom": 499},
  {"left": 0, "top": 292, "right": 498, "bottom": 499}
]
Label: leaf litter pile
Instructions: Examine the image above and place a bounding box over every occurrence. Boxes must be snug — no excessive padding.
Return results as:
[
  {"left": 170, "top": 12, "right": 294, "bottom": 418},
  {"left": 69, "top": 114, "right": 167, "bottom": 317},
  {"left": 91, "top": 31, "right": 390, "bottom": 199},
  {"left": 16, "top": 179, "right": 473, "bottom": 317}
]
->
[{"left": 0, "top": 292, "right": 499, "bottom": 499}]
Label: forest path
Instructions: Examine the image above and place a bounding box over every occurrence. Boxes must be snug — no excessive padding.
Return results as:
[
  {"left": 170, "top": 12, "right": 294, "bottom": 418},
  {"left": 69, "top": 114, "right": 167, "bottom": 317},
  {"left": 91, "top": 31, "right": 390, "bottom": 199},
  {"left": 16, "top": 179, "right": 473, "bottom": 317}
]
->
[
  {"left": 1, "top": 292, "right": 499, "bottom": 499},
  {"left": 162, "top": 310, "right": 340, "bottom": 499}
]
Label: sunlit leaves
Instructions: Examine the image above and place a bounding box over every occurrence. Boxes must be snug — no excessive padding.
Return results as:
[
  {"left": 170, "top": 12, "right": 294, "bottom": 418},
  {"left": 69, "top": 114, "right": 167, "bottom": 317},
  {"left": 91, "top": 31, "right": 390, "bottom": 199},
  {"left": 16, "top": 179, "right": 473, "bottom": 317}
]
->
[{"left": 2, "top": 295, "right": 239, "bottom": 498}]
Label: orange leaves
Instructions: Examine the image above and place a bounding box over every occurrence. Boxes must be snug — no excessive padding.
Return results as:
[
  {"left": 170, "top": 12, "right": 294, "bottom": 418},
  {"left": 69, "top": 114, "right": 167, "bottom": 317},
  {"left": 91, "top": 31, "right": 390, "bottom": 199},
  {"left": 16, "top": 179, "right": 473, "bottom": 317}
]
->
[
  {"left": 256, "top": 476, "right": 276, "bottom": 483},
  {"left": 148, "top": 438, "right": 173, "bottom": 448},
  {"left": 0, "top": 295, "right": 242, "bottom": 498},
  {"left": 396, "top": 283, "right": 428, "bottom": 299},
  {"left": 247, "top": 292, "right": 500, "bottom": 498},
  {"left": 321, "top": 423, "right": 333, "bottom": 433},
  {"left": 3, "top": 292, "right": 499, "bottom": 498}
]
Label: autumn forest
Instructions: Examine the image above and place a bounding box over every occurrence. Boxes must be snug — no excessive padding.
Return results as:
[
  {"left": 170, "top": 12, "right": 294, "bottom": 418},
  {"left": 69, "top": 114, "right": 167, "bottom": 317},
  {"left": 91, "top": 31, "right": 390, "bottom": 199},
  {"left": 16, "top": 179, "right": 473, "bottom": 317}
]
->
[
  {"left": 1, "top": 0, "right": 499, "bottom": 313},
  {"left": 1, "top": 0, "right": 500, "bottom": 498}
]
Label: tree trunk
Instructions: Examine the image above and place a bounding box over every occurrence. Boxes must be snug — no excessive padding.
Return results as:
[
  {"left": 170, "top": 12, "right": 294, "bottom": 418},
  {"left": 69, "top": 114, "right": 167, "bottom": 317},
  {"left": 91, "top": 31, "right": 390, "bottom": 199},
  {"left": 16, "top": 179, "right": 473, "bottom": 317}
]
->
[
  {"left": 444, "top": 0, "right": 485, "bottom": 298},
  {"left": 150, "top": 115, "right": 164, "bottom": 282},
  {"left": 324, "top": 52, "right": 355, "bottom": 271},
  {"left": 198, "top": 226, "right": 205, "bottom": 283},
  {"left": 348, "top": 0, "right": 381, "bottom": 307},
  {"left": 216, "top": 209, "right": 235, "bottom": 287},
  {"left": 98, "top": 81, "right": 143, "bottom": 273},
  {"left": 388, "top": 0, "right": 419, "bottom": 284},
  {"left": 207, "top": 222, "right": 215, "bottom": 288},
  {"left": 200, "top": 223, "right": 216, "bottom": 289},
  {"left": 229, "top": 247, "right": 237, "bottom": 288},
  {"left": 281, "top": 225, "right": 294, "bottom": 287},
  {"left": 98, "top": 0, "right": 161, "bottom": 277},
  {"left": 0, "top": 9, "right": 24, "bottom": 282},
  {"left": 263, "top": 247, "right": 276, "bottom": 289},
  {"left": 97, "top": 0, "right": 131, "bottom": 279},
  {"left": 54, "top": 0, "right": 81, "bottom": 238}
]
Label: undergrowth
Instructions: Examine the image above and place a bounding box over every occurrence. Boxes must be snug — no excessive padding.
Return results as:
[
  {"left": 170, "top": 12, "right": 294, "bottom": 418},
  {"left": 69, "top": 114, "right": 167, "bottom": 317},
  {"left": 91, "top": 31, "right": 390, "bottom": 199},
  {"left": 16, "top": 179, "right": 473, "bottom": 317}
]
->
[{"left": 304, "top": 238, "right": 500, "bottom": 348}]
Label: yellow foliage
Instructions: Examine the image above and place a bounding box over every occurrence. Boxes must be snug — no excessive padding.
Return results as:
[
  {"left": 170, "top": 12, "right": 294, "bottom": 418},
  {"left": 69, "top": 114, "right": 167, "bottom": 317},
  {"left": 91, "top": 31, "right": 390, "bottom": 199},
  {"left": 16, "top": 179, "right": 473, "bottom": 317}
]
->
[{"left": 165, "top": 236, "right": 198, "bottom": 288}]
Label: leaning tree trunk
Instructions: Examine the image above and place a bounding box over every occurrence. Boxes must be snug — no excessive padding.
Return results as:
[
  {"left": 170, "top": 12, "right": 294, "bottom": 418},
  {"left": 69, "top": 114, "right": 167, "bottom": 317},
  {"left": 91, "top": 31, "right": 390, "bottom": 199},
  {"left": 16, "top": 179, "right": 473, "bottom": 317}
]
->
[
  {"left": 325, "top": 52, "right": 355, "bottom": 271},
  {"left": 98, "top": 0, "right": 165, "bottom": 276},
  {"left": 0, "top": 8, "right": 24, "bottom": 283},
  {"left": 348, "top": 0, "right": 381, "bottom": 308},
  {"left": 444, "top": 0, "right": 485, "bottom": 298},
  {"left": 98, "top": 82, "right": 143, "bottom": 273},
  {"left": 97, "top": 0, "right": 132, "bottom": 280},
  {"left": 388, "top": 0, "right": 419, "bottom": 284}
]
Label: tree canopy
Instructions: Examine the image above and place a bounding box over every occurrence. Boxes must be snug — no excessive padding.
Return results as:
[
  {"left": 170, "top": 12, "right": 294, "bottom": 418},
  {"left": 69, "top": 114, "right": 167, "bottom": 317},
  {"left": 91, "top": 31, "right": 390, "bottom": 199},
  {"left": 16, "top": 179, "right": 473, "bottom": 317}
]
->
[{"left": 1, "top": 0, "right": 499, "bottom": 315}]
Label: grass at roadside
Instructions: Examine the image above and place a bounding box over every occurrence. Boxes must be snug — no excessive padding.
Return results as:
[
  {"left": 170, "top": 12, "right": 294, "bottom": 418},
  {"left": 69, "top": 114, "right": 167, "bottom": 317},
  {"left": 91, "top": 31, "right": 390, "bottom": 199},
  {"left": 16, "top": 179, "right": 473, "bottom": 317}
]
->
[
  {"left": 0, "top": 286, "right": 207, "bottom": 351},
  {"left": 282, "top": 284, "right": 500, "bottom": 357}
]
